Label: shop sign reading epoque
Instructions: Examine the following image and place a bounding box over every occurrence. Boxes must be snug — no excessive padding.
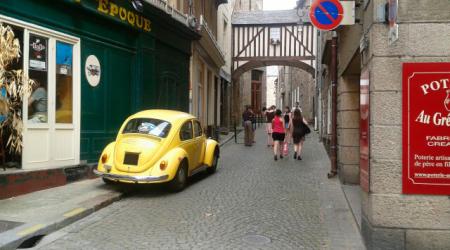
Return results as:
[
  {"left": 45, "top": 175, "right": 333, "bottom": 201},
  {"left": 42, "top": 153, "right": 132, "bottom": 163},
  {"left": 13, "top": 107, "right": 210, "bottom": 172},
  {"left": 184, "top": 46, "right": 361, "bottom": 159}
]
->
[
  {"left": 72, "top": 0, "right": 151, "bottom": 32},
  {"left": 97, "top": 0, "right": 151, "bottom": 32},
  {"left": 403, "top": 63, "right": 450, "bottom": 195}
]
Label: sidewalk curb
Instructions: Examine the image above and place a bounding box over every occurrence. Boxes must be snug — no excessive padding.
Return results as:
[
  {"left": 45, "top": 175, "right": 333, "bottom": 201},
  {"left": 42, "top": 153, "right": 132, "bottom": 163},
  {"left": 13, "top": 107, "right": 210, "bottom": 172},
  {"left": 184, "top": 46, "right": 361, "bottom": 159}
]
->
[
  {"left": 0, "top": 133, "right": 236, "bottom": 249},
  {"left": 219, "top": 134, "right": 235, "bottom": 147},
  {"left": 0, "top": 190, "right": 124, "bottom": 250},
  {"left": 219, "top": 130, "right": 242, "bottom": 147}
]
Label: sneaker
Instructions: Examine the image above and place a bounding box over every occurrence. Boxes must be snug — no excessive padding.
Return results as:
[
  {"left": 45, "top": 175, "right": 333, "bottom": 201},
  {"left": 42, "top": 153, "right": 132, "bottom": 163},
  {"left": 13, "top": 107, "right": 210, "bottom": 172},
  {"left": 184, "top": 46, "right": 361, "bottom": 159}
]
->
[
  {"left": 294, "top": 152, "right": 297, "bottom": 159},
  {"left": 274, "top": 155, "right": 278, "bottom": 161},
  {"left": 280, "top": 155, "right": 284, "bottom": 159},
  {"left": 297, "top": 156, "right": 302, "bottom": 160}
]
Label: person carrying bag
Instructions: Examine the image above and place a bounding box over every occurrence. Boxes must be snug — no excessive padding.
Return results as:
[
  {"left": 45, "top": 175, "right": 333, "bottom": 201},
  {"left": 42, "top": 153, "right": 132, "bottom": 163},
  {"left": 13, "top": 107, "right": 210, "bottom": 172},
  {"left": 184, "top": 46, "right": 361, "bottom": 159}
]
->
[{"left": 291, "top": 109, "right": 310, "bottom": 160}]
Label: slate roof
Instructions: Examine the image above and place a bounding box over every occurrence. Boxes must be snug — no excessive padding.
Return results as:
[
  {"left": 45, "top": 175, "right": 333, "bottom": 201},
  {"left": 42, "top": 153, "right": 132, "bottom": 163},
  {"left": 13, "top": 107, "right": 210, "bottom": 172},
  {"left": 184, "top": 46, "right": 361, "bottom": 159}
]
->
[{"left": 232, "top": 9, "right": 309, "bottom": 25}]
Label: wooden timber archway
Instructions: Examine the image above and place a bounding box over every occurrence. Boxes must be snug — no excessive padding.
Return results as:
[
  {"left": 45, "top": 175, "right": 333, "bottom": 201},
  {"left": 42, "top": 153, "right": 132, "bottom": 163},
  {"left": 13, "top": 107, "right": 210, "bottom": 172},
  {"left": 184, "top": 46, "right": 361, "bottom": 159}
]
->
[
  {"left": 231, "top": 59, "right": 315, "bottom": 82},
  {"left": 231, "top": 9, "right": 316, "bottom": 118}
]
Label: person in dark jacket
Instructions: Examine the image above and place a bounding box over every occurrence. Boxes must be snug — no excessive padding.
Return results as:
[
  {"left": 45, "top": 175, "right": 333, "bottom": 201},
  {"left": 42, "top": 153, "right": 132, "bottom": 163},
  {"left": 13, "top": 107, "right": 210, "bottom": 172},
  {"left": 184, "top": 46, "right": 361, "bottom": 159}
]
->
[
  {"left": 242, "top": 105, "right": 254, "bottom": 146},
  {"left": 291, "top": 109, "right": 309, "bottom": 160}
]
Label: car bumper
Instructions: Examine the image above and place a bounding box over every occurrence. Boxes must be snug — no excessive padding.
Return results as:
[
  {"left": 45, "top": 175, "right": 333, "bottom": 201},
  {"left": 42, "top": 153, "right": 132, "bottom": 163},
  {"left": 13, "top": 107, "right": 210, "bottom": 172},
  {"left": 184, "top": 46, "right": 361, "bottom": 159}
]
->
[{"left": 93, "top": 169, "right": 169, "bottom": 183}]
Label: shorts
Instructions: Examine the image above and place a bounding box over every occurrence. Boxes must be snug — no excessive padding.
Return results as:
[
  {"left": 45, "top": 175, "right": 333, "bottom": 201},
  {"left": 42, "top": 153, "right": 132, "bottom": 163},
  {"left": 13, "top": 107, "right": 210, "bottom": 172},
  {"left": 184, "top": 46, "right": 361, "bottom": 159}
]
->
[{"left": 272, "top": 132, "right": 286, "bottom": 142}]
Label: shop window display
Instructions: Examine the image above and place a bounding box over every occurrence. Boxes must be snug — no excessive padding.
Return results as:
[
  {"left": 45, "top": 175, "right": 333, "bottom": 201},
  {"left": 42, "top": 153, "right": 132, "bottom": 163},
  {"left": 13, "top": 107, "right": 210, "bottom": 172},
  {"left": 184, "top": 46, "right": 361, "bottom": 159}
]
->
[
  {"left": 28, "top": 34, "right": 48, "bottom": 123},
  {"left": 56, "top": 42, "right": 73, "bottom": 124}
]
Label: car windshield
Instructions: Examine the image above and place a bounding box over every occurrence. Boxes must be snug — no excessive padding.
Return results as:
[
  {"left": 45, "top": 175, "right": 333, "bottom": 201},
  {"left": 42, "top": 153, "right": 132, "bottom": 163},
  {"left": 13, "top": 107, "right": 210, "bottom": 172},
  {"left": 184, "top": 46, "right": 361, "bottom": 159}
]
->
[{"left": 122, "top": 118, "right": 171, "bottom": 138}]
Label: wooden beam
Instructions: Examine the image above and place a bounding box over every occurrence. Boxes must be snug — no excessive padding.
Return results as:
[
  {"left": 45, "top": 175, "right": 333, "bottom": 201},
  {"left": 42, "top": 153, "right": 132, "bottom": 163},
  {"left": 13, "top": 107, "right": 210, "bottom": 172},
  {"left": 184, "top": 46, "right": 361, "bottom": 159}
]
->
[{"left": 233, "top": 56, "right": 315, "bottom": 61}]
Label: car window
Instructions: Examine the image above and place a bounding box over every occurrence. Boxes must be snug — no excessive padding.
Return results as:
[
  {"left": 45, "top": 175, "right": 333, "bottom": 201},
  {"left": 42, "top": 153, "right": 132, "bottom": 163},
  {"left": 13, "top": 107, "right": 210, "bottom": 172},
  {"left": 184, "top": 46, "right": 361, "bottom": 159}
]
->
[
  {"left": 180, "top": 121, "right": 193, "bottom": 141},
  {"left": 123, "top": 118, "right": 171, "bottom": 138},
  {"left": 194, "top": 121, "right": 203, "bottom": 137}
]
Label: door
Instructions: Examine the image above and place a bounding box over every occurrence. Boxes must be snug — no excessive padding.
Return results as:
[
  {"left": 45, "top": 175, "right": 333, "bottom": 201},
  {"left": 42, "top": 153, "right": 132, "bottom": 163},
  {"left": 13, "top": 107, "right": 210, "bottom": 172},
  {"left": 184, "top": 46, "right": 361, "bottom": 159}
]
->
[
  {"left": 22, "top": 29, "right": 80, "bottom": 169},
  {"left": 251, "top": 80, "right": 262, "bottom": 112},
  {"left": 179, "top": 120, "right": 197, "bottom": 172},
  {"left": 193, "top": 120, "right": 205, "bottom": 166}
]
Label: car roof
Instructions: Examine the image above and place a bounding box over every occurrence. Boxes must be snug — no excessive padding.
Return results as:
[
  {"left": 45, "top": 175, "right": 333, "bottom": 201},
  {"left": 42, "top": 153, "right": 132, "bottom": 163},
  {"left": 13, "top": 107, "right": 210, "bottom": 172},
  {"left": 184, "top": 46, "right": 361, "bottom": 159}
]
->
[{"left": 130, "top": 109, "right": 196, "bottom": 124}]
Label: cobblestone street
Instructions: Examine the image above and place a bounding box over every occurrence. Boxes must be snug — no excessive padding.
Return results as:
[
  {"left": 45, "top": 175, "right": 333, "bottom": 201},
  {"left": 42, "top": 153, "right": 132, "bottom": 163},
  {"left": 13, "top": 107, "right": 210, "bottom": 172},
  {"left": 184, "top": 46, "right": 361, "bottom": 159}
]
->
[{"left": 37, "top": 129, "right": 364, "bottom": 250}]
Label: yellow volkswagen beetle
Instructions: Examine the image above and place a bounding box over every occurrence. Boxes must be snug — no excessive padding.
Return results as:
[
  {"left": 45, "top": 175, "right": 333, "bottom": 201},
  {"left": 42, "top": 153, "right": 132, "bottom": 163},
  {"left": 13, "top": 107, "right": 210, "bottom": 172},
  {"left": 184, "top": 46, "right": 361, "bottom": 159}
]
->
[{"left": 94, "top": 110, "right": 219, "bottom": 191}]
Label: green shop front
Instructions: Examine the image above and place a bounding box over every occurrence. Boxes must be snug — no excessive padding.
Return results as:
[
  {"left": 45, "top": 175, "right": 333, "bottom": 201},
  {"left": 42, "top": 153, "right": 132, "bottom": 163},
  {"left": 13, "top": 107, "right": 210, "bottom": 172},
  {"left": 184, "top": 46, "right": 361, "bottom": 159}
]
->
[{"left": 0, "top": 0, "right": 198, "bottom": 169}]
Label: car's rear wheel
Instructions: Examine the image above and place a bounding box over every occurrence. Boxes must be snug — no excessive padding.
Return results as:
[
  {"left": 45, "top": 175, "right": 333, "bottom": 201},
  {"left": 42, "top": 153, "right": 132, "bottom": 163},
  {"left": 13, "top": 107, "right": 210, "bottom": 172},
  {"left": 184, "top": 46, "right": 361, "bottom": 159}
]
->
[
  {"left": 169, "top": 160, "right": 188, "bottom": 192},
  {"left": 206, "top": 148, "right": 219, "bottom": 174}
]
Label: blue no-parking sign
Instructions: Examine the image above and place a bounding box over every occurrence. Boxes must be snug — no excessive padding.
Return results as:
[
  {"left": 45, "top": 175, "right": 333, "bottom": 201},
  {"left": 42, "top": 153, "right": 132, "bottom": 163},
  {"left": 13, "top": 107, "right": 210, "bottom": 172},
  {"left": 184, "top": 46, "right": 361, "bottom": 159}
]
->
[{"left": 309, "top": 0, "right": 344, "bottom": 31}]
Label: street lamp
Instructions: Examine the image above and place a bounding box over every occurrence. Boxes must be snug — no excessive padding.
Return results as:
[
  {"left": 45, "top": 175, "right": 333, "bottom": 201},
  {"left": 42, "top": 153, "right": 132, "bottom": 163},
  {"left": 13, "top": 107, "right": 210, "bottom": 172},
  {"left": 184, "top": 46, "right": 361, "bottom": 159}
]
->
[{"left": 130, "top": 0, "right": 144, "bottom": 12}]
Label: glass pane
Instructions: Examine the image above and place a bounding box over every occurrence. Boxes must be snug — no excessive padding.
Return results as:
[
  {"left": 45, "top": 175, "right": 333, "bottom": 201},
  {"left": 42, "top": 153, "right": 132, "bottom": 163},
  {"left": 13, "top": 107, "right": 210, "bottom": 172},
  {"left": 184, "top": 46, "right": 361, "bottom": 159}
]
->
[
  {"left": 28, "top": 34, "right": 48, "bottom": 123},
  {"left": 194, "top": 121, "right": 203, "bottom": 137},
  {"left": 180, "top": 121, "right": 193, "bottom": 141},
  {"left": 122, "top": 118, "right": 171, "bottom": 138},
  {"left": 55, "top": 42, "right": 73, "bottom": 123}
]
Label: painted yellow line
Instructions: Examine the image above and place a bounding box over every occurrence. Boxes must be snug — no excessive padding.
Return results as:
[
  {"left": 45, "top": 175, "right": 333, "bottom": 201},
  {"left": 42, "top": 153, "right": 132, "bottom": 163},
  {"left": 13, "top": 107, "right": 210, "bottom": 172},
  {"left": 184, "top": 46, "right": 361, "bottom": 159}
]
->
[
  {"left": 63, "top": 207, "right": 86, "bottom": 218},
  {"left": 17, "top": 224, "right": 45, "bottom": 237}
]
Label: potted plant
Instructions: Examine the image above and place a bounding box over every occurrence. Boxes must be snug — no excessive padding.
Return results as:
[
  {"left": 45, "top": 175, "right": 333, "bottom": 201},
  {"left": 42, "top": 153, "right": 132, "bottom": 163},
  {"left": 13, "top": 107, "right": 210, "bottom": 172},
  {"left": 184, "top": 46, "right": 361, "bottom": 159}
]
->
[{"left": 0, "top": 24, "right": 34, "bottom": 169}]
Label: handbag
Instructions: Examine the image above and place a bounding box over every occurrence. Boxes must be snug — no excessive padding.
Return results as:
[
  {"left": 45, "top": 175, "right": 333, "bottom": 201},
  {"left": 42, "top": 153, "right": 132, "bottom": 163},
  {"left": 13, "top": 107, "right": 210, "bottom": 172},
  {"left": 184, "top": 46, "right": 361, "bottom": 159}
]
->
[
  {"left": 302, "top": 122, "right": 311, "bottom": 134},
  {"left": 283, "top": 141, "right": 289, "bottom": 156}
]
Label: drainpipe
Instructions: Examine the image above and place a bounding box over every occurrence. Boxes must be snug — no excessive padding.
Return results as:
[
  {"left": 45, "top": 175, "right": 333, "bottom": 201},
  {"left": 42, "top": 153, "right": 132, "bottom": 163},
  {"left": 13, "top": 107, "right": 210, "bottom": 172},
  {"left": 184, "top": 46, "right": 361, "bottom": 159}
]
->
[{"left": 329, "top": 31, "right": 338, "bottom": 177}]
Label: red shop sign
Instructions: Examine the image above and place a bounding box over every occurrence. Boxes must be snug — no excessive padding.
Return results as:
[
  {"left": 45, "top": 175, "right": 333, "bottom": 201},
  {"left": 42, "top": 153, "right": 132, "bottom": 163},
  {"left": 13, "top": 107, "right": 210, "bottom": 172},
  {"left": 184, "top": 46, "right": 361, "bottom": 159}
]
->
[
  {"left": 403, "top": 63, "right": 450, "bottom": 195},
  {"left": 360, "top": 69, "right": 370, "bottom": 193}
]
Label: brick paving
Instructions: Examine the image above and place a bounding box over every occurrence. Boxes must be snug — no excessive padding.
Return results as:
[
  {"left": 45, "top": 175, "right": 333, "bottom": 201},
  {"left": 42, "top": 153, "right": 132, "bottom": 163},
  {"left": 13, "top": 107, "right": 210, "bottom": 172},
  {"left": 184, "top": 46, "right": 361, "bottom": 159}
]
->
[{"left": 38, "top": 129, "right": 365, "bottom": 250}]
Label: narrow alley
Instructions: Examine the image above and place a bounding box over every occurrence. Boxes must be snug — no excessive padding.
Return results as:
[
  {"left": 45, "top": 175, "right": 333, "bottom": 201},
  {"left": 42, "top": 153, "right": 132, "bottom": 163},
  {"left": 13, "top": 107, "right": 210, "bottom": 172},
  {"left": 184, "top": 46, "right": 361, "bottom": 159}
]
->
[{"left": 36, "top": 129, "right": 364, "bottom": 249}]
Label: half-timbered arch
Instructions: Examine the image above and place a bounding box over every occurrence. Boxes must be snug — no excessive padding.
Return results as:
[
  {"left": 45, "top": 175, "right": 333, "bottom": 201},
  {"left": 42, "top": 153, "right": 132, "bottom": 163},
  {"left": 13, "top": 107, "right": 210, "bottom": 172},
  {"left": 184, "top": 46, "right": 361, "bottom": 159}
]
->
[{"left": 232, "top": 9, "right": 316, "bottom": 79}]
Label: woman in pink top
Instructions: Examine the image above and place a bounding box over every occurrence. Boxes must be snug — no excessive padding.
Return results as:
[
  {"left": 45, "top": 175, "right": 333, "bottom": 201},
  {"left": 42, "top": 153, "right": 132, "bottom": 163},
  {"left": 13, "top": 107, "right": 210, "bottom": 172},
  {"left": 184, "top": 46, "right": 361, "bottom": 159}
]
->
[{"left": 271, "top": 109, "right": 286, "bottom": 161}]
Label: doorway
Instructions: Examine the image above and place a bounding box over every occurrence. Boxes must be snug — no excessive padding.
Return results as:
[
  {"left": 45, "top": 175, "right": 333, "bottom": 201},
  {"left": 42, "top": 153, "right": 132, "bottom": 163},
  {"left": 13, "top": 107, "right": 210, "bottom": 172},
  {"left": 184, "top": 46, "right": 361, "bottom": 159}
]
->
[{"left": 0, "top": 16, "right": 82, "bottom": 170}]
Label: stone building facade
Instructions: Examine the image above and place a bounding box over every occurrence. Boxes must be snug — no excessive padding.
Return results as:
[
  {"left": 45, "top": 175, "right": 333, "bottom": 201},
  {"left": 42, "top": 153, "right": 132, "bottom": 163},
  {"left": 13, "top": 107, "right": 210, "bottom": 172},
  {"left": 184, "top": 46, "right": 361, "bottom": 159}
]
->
[
  {"left": 276, "top": 66, "right": 315, "bottom": 121},
  {"left": 317, "top": 0, "right": 450, "bottom": 249},
  {"left": 232, "top": 0, "right": 266, "bottom": 119},
  {"left": 218, "top": 0, "right": 234, "bottom": 131}
]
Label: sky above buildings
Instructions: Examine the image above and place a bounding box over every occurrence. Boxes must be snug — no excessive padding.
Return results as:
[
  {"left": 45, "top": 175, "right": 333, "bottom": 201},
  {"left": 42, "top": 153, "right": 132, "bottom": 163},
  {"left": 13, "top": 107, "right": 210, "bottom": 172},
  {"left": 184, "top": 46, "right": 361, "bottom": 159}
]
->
[{"left": 263, "top": 0, "right": 297, "bottom": 10}]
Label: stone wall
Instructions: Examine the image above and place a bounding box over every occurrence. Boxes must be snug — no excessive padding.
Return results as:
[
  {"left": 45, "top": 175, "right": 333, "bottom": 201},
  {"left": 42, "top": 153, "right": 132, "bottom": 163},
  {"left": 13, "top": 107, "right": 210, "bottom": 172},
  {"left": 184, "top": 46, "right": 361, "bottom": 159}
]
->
[
  {"left": 337, "top": 75, "right": 360, "bottom": 184},
  {"left": 361, "top": 0, "right": 450, "bottom": 249},
  {"left": 290, "top": 68, "right": 315, "bottom": 121}
]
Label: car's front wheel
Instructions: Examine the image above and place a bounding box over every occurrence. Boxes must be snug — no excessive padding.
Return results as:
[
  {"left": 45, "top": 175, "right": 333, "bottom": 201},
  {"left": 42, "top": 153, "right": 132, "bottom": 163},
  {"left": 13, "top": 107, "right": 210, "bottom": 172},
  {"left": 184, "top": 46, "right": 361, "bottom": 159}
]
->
[
  {"left": 169, "top": 160, "right": 188, "bottom": 192},
  {"left": 206, "top": 148, "right": 219, "bottom": 174}
]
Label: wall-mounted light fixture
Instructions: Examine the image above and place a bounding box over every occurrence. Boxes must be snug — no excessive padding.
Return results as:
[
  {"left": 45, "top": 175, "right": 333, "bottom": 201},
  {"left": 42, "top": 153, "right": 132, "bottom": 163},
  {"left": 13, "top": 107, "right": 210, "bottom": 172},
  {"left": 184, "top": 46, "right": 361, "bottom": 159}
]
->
[{"left": 130, "top": 0, "right": 144, "bottom": 12}]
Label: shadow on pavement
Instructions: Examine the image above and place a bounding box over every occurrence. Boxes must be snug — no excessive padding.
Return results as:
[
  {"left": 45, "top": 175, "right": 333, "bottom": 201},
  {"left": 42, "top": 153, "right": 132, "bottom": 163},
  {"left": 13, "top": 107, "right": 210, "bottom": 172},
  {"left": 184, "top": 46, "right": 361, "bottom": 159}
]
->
[{"left": 108, "top": 171, "right": 213, "bottom": 198}]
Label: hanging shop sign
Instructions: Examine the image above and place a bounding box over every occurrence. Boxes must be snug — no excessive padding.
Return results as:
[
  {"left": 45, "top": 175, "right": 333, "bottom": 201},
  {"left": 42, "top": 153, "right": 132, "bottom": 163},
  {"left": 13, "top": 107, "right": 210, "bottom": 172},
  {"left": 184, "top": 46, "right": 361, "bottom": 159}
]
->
[
  {"left": 85, "top": 55, "right": 101, "bottom": 87},
  {"left": 403, "top": 62, "right": 450, "bottom": 195},
  {"left": 29, "top": 35, "right": 47, "bottom": 71}
]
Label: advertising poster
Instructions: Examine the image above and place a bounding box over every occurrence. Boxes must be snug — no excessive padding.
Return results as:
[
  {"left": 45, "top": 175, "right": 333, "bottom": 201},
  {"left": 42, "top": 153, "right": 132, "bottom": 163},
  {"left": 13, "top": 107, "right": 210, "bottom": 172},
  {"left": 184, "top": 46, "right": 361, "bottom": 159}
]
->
[
  {"left": 29, "top": 35, "right": 47, "bottom": 71},
  {"left": 403, "top": 63, "right": 450, "bottom": 195}
]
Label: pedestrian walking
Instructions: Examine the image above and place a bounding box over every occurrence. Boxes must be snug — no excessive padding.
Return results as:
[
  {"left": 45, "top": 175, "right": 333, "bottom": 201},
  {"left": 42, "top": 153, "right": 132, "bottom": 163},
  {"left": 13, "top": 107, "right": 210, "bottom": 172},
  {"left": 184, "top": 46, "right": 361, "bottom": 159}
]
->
[
  {"left": 250, "top": 107, "right": 256, "bottom": 143},
  {"left": 271, "top": 109, "right": 286, "bottom": 161},
  {"left": 293, "top": 102, "right": 302, "bottom": 113},
  {"left": 242, "top": 105, "right": 254, "bottom": 146},
  {"left": 283, "top": 106, "right": 292, "bottom": 143},
  {"left": 291, "top": 109, "right": 310, "bottom": 160},
  {"left": 265, "top": 106, "right": 275, "bottom": 147}
]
